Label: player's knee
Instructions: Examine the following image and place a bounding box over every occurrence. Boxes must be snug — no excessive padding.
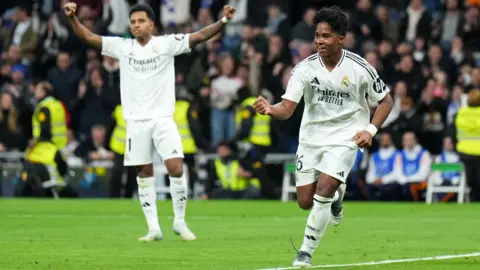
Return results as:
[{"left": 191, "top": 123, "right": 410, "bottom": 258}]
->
[
  {"left": 298, "top": 199, "right": 313, "bottom": 210},
  {"left": 166, "top": 161, "right": 184, "bottom": 178},
  {"left": 297, "top": 196, "right": 314, "bottom": 210},
  {"left": 316, "top": 176, "right": 341, "bottom": 198},
  {"left": 137, "top": 164, "right": 154, "bottom": 178}
]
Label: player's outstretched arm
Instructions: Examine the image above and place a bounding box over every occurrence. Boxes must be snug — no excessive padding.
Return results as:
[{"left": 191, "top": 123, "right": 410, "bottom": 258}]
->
[
  {"left": 188, "top": 5, "right": 235, "bottom": 48},
  {"left": 64, "top": 2, "right": 102, "bottom": 50},
  {"left": 253, "top": 96, "right": 297, "bottom": 120}
]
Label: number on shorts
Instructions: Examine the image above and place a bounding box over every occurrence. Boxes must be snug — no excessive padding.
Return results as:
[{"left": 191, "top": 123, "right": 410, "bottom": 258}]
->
[{"left": 296, "top": 154, "right": 303, "bottom": 171}]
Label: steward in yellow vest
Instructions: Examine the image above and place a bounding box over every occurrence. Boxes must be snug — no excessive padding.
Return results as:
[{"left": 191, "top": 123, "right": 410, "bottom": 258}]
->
[
  {"left": 234, "top": 96, "right": 272, "bottom": 148},
  {"left": 109, "top": 105, "right": 126, "bottom": 155},
  {"left": 232, "top": 93, "right": 280, "bottom": 199},
  {"left": 174, "top": 98, "right": 210, "bottom": 154},
  {"left": 31, "top": 82, "right": 67, "bottom": 149},
  {"left": 173, "top": 96, "right": 210, "bottom": 195},
  {"left": 455, "top": 91, "right": 480, "bottom": 156},
  {"left": 454, "top": 89, "right": 480, "bottom": 201},
  {"left": 205, "top": 141, "right": 261, "bottom": 199},
  {"left": 107, "top": 104, "right": 137, "bottom": 198},
  {"left": 17, "top": 140, "right": 77, "bottom": 197}
]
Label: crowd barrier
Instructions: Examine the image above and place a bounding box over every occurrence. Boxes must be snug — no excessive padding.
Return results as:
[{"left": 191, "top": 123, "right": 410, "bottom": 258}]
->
[{"left": 0, "top": 152, "right": 297, "bottom": 199}]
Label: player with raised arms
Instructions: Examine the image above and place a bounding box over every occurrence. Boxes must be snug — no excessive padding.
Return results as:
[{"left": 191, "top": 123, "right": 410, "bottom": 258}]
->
[
  {"left": 64, "top": 2, "right": 235, "bottom": 242},
  {"left": 254, "top": 6, "right": 393, "bottom": 267}
]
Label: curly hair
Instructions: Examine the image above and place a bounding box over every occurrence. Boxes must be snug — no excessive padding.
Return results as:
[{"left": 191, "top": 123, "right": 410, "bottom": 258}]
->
[{"left": 313, "top": 6, "right": 349, "bottom": 36}]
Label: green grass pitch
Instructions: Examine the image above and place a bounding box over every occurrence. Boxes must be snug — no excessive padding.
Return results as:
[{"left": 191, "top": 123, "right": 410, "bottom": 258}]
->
[{"left": 0, "top": 199, "right": 479, "bottom": 270}]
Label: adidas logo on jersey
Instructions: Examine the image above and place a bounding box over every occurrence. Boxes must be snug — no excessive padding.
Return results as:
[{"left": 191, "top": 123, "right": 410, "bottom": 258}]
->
[{"left": 310, "top": 77, "right": 350, "bottom": 106}]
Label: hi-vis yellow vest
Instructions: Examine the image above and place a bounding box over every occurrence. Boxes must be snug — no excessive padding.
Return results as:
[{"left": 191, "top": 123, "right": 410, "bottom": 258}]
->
[
  {"left": 235, "top": 97, "right": 271, "bottom": 146},
  {"left": 174, "top": 100, "right": 197, "bottom": 154},
  {"left": 214, "top": 158, "right": 261, "bottom": 191},
  {"left": 455, "top": 107, "right": 480, "bottom": 156},
  {"left": 109, "top": 105, "right": 126, "bottom": 155},
  {"left": 32, "top": 97, "right": 67, "bottom": 149},
  {"left": 25, "top": 141, "right": 63, "bottom": 183}
]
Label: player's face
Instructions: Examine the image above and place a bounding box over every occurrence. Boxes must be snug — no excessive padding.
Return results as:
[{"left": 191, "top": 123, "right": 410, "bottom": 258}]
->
[
  {"left": 130, "top": 11, "right": 154, "bottom": 39},
  {"left": 315, "top": 22, "right": 344, "bottom": 57}
]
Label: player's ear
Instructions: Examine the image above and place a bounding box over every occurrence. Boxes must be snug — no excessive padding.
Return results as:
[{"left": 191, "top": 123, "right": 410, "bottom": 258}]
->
[{"left": 338, "top": 34, "right": 345, "bottom": 46}]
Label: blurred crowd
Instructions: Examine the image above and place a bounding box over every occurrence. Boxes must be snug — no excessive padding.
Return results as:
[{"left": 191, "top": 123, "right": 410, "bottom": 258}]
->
[{"left": 0, "top": 0, "right": 479, "bottom": 200}]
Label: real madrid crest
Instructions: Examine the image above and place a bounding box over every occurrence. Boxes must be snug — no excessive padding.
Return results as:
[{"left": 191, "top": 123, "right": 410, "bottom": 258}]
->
[{"left": 341, "top": 76, "right": 350, "bottom": 87}]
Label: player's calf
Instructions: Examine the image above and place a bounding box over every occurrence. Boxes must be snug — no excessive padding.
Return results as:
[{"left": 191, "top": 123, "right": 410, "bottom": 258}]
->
[
  {"left": 136, "top": 164, "right": 161, "bottom": 237},
  {"left": 294, "top": 174, "right": 340, "bottom": 266},
  {"left": 330, "top": 183, "right": 346, "bottom": 226},
  {"left": 165, "top": 157, "right": 196, "bottom": 241}
]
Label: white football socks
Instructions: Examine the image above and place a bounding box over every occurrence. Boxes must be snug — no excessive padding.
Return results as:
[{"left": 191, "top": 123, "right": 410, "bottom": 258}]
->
[
  {"left": 169, "top": 174, "right": 188, "bottom": 227},
  {"left": 300, "top": 194, "right": 333, "bottom": 255},
  {"left": 137, "top": 176, "right": 160, "bottom": 232}
]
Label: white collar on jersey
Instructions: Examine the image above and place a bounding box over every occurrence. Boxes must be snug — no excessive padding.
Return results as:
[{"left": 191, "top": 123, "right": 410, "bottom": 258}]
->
[{"left": 318, "top": 49, "right": 346, "bottom": 70}]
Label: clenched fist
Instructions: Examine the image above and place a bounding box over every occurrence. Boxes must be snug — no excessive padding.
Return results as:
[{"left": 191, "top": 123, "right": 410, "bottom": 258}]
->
[
  {"left": 353, "top": 131, "right": 373, "bottom": 148},
  {"left": 64, "top": 2, "right": 77, "bottom": 18},
  {"left": 223, "top": 5, "right": 236, "bottom": 20},
  {"left": 253, "top": 96, "right": 272, "bottom": 115}
]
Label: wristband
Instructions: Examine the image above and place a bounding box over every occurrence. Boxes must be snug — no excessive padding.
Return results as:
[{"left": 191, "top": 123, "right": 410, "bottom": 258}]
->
[
  {"left": 221, "top": 16, "right": 230, "bottom": 24},
  {"left": 365, "top": 124, "right": 378, "bottom": 137}
]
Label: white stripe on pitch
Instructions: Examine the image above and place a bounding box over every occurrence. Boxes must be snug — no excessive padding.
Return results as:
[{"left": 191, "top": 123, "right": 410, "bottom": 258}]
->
[{"left": 258, "top": 252, "right": 480, "bottom": 270}]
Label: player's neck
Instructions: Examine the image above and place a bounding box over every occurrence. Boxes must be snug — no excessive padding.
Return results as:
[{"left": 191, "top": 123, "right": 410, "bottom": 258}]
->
[
  {"left": 320, "top": 49, "right": 343, "bottom": 71},
  {"left": 136, "top": 35, "right": 153, "bottom": 47}
]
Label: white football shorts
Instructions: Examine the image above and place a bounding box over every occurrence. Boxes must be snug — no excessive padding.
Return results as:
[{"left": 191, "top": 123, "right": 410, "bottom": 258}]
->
[
  {"left": 295, "top": 142, "right": 359, "bottom": 186},
  {"left": 123, "top": 117, "right": 184, "bottom": 166}
]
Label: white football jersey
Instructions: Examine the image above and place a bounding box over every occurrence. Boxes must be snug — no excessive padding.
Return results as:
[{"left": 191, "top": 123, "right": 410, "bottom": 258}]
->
[
  {"left": 101, "top": 34, "right": 191, "bottom": 120},
  {"left": 282, "top": 50, "right": 390, "bottom": 148}
]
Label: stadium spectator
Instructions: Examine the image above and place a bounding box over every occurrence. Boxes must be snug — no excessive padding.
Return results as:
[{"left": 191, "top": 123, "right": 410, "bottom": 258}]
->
[
  {"left": 47, "top": 51, "right": 82, "bottom": 108},
  {"left": 210, "top": 54, "right": 242, "bottom": 146},
  {"left": 74, "top": 124, "right": 113, "bottom": 163},
  {"left": 399, "top": 0, "right": 432, "bottom": 42},
  {"left": 351, "top": 0, "right": 382, "bottom": 43},
  {"left": 430, "top": 136, "right": 461, "bottom": 202},
  {"left": 375, "top": 5, "right": 399, "bottom": 43},
  {"left": 365, "top": 132, "right": 403, "bottom": 201},
  {"left": 75, "top": 67, "right": 113, "bottom": 137},
  {"left": 1, "top": 4, "right": 38, "bottom": 64},
  {"left": 291, "top": 8, "right": 316, "bottom": 44},
  {"left": 0, "top": 91, "right": 26, "bottom": 151},
  {"left": 416, "top": 78, "right": 449, "bottom": 155},
  {"left": 399, "top": 131, "right": 432, "bottom": 201}
]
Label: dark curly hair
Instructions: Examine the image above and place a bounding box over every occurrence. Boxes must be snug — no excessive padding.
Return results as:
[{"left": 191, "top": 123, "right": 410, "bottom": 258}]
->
[
  {"left": 129, "top": 3, "right": 155, "bottom": 21},
  {"left": 313, "top": 6, "right": 349, "bottom": 36}
]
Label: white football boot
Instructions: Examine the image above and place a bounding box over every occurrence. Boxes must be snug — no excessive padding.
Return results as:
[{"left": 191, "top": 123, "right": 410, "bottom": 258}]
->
[
  {"left": 173, "top": 223, "right": 196, "bottom": 241},
  {"left": 139, "top": 231, "right": 163, "bottom": 242}
]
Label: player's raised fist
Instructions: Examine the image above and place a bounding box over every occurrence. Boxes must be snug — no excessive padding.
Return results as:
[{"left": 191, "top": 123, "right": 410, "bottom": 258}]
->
[
  {"left": 64, "top": 2, "right": 77, "bottom": 18},
  {"left": 253, "top": 96, "right": 272, "bottom": 115},
  {"left": 223, "top": 5, "right": 236, "bottom": 20}
]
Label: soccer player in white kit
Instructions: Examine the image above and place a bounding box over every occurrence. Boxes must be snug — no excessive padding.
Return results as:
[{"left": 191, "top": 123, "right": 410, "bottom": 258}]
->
[
  {"left": 64, "top": 2, "right": 235, "bottom": 242},
  {"left": 254, "top": 6, "right": 393, "bottom": 267}
]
